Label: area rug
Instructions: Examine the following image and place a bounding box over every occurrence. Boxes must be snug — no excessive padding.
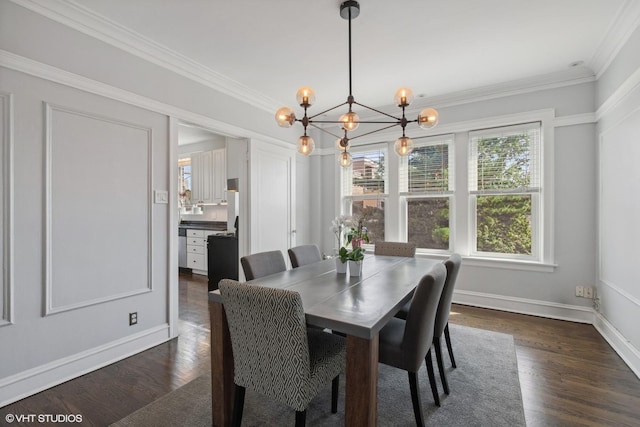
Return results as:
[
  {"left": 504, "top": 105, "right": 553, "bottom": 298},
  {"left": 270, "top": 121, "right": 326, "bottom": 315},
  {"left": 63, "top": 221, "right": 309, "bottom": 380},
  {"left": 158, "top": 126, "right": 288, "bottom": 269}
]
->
[{"left": 110, "top": 324, "right": 526, "bottom": 426}]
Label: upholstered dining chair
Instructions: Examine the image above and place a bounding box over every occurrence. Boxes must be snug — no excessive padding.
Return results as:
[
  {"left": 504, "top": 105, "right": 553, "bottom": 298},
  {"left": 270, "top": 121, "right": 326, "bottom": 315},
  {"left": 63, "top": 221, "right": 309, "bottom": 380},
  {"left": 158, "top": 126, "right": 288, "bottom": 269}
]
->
[
  {"left": 219, "top": 279, "right": 346, "bottom": 427},
  {"left": 431, "top": 253, "right": 462, "bottom": 395},
  {"left": 378, "top": 263, "right": 447, "bottom": 426},
  {"left": 374, "top": 241, "right": 417, "bottom": 257},
  {"left": 240, "top": 250, "right": 287, "bottom": 281},
  {"left": 288, "top": 244, "right": 322, "bottom": 268},
  {"left": 395, "top": 253, "right": 462, "bottom": 396}
]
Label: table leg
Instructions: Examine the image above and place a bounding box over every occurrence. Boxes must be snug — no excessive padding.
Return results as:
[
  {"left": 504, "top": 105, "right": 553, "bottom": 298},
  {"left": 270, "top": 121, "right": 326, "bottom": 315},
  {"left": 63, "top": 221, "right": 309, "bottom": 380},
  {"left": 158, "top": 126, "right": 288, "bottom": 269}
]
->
[
  {"left": 345, "top": 334, "right": 379, "bottom": 426},
  {"left": 209, "top": 300, "right": 234, "bottom": 427}
]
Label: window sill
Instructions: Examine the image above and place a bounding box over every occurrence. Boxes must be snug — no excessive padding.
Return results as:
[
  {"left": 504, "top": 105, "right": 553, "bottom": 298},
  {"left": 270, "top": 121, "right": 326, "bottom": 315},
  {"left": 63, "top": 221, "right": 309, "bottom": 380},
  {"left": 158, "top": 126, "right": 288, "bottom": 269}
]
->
[{"left": 415, "top": 253, "right": 557, "bottom": 273}]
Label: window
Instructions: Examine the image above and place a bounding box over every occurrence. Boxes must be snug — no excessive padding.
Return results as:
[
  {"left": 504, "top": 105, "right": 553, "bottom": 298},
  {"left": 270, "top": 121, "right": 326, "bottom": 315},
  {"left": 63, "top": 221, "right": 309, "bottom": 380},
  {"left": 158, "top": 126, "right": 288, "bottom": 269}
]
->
[
  {"left": 342, "top": 147, "right": 387, "bottom": 243},
  {"left": 469, "top": 123, "right": 541, "bottom": 259},
  {"left": 400, "top": 137, "right": 454, "bottom": 251},
  {"left": 338, "top": 114, "right": 550, "bottom": 268},
  {"left": 178, "top": 157, "right": 192, "bottom": 206}
]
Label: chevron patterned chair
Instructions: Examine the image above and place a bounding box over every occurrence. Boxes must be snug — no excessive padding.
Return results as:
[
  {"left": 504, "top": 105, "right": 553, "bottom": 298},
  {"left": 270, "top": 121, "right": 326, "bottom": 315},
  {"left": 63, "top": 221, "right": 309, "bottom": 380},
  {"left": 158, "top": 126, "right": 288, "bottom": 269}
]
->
[{"left": 219, "top": 279, "right": 346, "bottom": 427}]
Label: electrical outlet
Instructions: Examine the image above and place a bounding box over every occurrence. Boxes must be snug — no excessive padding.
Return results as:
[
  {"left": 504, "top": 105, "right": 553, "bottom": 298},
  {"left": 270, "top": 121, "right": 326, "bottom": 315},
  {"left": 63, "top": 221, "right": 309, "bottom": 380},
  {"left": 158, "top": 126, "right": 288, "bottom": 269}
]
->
[
  {"left": 129, "top": 312, "right": 138, "bottom": 326},
  {"left": 584, "top": 286, "right": 593, "bottom": 299},
  {"left": 575, "top": 286, "right": 584, "bottom": 297}
]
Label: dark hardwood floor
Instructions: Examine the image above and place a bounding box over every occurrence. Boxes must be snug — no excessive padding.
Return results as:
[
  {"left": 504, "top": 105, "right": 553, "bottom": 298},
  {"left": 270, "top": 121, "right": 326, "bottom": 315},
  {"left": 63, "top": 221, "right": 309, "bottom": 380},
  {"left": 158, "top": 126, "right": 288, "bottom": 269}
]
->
[{"left": 1, "top": 272, "right": 639, "bottom": 426}]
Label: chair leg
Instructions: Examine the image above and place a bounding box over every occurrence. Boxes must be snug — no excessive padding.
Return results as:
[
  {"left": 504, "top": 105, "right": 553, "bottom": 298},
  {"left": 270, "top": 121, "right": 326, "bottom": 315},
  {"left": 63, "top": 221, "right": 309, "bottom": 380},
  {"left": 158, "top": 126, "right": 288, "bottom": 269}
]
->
[
  {"left": 232, "top": 384, "right": 245, "bottom": 427},
  {"left": 408, "top": 372, "right": 425, "bottom": 427},
  {"left": 331, "top": 375, "right": 340, "bottom": 413},
  {"left": 425, "top": 349, "right": 441, "bottom": 407},
  {"left": 444, "top": 322, "right": 457, "bottom": 368},
  {"left": 295, "top": 410, "right": 307, "bottom": 427},
  {"left": 434, "top": 336, "right": 450, "bottom": 395}
]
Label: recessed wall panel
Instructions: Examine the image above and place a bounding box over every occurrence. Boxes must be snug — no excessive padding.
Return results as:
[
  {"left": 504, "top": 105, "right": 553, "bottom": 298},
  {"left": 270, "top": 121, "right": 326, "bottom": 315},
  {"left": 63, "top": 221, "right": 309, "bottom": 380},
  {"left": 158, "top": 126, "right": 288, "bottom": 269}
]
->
[
  {"left": 599, "top": 108, "right": 640, "bottom": 295},
  {"left": 45, "top": 104, "right": 152, "bottom": 314},
  {"left": 0, "top": 92, "right": 12, "bottom": 326}
]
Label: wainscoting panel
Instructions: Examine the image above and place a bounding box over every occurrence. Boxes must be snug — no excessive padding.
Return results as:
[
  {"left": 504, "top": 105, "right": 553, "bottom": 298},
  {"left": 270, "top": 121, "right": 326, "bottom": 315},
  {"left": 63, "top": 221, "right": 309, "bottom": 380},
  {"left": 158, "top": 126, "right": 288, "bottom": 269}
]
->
[
  {"left": 0, "top": 92, "right": 13, "bottom": 326},
  {"left": 44, "top": 103, "right": 152, "bottom": 315}
]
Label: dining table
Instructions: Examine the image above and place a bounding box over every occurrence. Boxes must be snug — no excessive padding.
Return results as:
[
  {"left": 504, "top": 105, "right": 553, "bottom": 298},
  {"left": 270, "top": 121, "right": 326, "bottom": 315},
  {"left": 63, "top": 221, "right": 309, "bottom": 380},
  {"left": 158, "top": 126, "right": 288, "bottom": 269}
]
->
[{"left": 208, "top": 254, "right": 440, "bottom": 426}]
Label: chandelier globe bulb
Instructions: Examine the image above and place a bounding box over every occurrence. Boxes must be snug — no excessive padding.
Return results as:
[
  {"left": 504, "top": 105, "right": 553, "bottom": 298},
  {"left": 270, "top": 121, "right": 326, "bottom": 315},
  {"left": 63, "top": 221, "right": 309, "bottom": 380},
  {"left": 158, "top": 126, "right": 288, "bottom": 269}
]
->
[
  {"left": 418, "top": 107, "right": 439, "bottom": 129},
  {"left": 394, "top": 136, "right": 414, "bottom": 156},
  {"left": 394, "top": 87, "right": 414, "bottom": 107},
  {"left": 339, "top": 111, "right": 360, "bottom": 131},
  {"left": 339, "top": 150, "right": 353, "bottom": 168},
  {"left": 275, "top": 107, "right": 296, "bottom": 128},
  {"left": 295, "top": 87, "right": 316, "bottom": 107},
  {"left": 297, "top": 135, "right": 315, "bottom": 155}
]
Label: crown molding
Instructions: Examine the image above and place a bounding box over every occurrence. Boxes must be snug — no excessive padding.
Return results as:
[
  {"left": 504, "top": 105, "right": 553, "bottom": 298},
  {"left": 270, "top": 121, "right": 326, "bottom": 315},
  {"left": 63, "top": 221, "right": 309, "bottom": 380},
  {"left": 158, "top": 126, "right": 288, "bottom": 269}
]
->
[
  {"left": 0, "top": 49, "right": 289, "bottom": 149},
  {"left": 10, "top": 0, "right": 607, "bottom": 123},
  {"left": 8, "top": 0, "right": 282, "bottom": 114},
  {"left": 589, "top": 0, "right": 640, "bottom": 78}
]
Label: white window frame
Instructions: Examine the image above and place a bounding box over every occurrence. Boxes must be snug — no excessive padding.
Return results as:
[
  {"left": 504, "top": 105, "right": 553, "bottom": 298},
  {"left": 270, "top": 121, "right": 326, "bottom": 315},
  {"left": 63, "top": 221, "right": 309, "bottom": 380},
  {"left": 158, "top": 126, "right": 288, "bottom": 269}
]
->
[
  {"left": 468, "top": 122, "right": 542, "bottom": 261},
  {"left": 336, "top": 109, "right": 555, "bottom": 272},
  {"left": 399, "top": 135, "right": 455, "bottom": 254},
  {"left": 340, "top": 144, "right": 388, "bottom": 248}
]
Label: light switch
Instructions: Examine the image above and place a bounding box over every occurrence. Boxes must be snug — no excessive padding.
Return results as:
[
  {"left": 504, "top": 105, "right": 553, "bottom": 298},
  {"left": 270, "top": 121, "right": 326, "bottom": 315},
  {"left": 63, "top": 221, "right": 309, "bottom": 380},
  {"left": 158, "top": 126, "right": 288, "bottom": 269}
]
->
[{"left": 154, "top": 190, "right": 169, "bottom": 204}]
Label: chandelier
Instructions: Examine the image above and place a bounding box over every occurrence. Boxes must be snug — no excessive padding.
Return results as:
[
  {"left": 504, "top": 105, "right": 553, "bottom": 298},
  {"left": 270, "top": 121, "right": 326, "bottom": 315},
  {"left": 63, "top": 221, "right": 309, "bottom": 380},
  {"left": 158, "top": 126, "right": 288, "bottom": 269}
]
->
[{"left": 275, "top": 1, "right": 440, "bottom": 167}]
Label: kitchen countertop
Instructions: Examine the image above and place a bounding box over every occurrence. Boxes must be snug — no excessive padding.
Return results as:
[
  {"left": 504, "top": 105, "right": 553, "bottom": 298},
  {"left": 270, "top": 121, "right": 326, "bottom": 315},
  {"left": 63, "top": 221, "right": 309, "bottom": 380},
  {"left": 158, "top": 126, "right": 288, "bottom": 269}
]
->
[{"left": 179, "top": 221, "right": 227, "bottom": 231}]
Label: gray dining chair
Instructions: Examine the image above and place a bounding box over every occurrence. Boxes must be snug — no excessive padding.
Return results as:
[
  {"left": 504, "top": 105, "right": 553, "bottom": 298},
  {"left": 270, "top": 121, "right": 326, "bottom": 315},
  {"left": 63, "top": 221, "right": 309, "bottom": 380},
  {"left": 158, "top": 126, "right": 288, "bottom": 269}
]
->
[
  {"left": 378, "top": 263, "right": 447, "bottom": 426},
  {"left": 395, "top": 253, "right": 462, "bottom": 395},
  {"left": 219, "top": 279, "right": 346, "bottom": 427},
  {"left": 432, "top": 253, "right": 462, "bottom": 394},
  {"left": 374, "top": 241, "right": 417, "bottom": 257},
  {"left": 240, "top": 250, "right": 287, "bottom": 281},
  {"left": 288, "top": 244, "right": 322, "bottom": 268}
]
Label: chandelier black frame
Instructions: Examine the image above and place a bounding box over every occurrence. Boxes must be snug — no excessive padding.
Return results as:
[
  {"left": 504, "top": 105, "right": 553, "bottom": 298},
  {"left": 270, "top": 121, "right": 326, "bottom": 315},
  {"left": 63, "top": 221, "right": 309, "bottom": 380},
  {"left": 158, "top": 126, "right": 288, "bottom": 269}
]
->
[{"left": 275, "top": 1, "right": 439, "bottom": 167}]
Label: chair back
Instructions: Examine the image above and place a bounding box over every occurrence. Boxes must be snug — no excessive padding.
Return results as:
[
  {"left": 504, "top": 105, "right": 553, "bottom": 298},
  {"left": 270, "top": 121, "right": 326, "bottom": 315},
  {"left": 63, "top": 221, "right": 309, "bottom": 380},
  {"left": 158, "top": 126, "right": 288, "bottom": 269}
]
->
[
  {"left": 402, "top": 263, "right": 447, "bottom": 370},
  {"left": 434, "top": 253, "right": 462, "bottom": 337},
  {"left": 219, "top": 279, "right": 311, "bottom": 407},
  {"left": 240, "top": 250, "right": 286, "bottom": 280},
  {"left": 374, "top": 241, "right": 417, "bottom": 257},
  {"left": 288, "top": 244, "right": 322, "bottom": 268}
]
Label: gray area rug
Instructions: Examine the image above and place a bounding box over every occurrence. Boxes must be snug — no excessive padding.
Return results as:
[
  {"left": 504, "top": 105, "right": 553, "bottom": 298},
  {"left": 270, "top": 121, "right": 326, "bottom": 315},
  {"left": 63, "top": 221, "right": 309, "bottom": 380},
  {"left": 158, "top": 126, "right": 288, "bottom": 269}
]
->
[{"left": 111, "top": 324, "right": 526, "bottom": 426}]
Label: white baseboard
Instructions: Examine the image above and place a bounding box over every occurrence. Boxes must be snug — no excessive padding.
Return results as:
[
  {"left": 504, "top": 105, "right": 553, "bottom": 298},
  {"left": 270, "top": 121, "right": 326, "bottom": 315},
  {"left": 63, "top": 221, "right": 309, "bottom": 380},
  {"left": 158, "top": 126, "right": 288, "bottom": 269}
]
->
[
  {"left": 453, "top": 289, "right": 595, "bottom": 323},
  {"left": 0, "top": 324, "right": 172, "bottom": 407},
  {"left": 593, "top": 312, "right": 640, "bottom": 379},
  {"left": 453, "top": 289, "right": 640, "bottom": 380}
]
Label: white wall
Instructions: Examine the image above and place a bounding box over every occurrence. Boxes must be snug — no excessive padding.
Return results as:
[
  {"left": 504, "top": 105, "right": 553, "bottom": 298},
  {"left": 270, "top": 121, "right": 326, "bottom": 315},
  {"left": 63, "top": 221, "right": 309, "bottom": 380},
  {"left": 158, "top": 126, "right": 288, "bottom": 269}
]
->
[
  {"left": 595, "top": 25, "right": 640, "bottom": 377},
  {"left": 0, "top": 65, "right": 173, "bottom": 405},
  {"left": 0, "top": 0, "right": 293, "bottom": 405}
]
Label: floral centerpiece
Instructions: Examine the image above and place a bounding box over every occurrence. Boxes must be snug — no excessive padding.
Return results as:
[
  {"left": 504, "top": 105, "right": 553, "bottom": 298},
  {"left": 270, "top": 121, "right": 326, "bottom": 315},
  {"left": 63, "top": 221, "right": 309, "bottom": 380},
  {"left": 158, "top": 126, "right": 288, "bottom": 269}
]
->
[
  {"left": 330, "top": 215, "right": 350, "bottom": 252},
  {"left": 331, "top": 214, "right": 369, "bottom": 275},
  {"left": 346, "top": 215, "right": 370, "bottom": 248},
  {"left": 330, "top": 215, "right": 350, "bottom": 273}
]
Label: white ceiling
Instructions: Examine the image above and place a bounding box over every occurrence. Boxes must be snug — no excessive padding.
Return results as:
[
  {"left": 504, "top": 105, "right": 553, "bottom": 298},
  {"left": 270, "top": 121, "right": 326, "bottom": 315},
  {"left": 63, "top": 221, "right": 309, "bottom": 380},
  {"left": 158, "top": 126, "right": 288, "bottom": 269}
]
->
[{"left": 35, "top": 0, "right": 634, "bottom": 115}]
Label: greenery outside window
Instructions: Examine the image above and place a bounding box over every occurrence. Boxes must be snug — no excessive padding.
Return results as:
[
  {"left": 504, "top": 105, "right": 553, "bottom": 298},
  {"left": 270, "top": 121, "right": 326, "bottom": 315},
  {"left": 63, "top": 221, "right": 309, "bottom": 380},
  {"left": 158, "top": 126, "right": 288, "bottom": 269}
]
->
[
  {"left": 469, "top": 123, "right": 541, "bottom": 259},
  {"left": 400, "top": 137, "right": 454, "bottom": 251}
]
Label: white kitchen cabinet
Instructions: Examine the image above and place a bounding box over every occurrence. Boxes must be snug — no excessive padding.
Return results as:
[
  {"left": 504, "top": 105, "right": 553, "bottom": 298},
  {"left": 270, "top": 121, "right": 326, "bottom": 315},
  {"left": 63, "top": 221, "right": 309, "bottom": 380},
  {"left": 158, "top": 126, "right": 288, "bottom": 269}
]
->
[
  {"left": 186, "top": 228, "right": 222, "bottom": 275},
  {"left": 190, "top": 148, "right": 226, "bottom": 204},
  {"left": 212, "top": 148, "right": 227, "bottom": 202}
]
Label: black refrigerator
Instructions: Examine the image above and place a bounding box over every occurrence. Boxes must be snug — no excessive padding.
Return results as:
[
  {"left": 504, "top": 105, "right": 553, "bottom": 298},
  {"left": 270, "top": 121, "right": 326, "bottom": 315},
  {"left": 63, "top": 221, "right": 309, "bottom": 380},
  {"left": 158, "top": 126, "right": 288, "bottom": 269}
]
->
[{"left": 207, "top": 234, "right": 239, "bottom": 291}]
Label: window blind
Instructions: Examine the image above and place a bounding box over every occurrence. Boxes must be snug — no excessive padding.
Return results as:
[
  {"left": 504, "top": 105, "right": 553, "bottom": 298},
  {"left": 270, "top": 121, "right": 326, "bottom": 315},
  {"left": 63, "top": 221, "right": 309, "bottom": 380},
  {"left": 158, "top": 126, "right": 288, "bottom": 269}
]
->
[
  {"left": 343, "top": 148, "right": 387, "bottom": 196},
  {"left": 400, "top": 137, "right": 454, "bottom": 194},
  {"left": 468, "top": 123, "right": 540, "bottom": 194}
]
